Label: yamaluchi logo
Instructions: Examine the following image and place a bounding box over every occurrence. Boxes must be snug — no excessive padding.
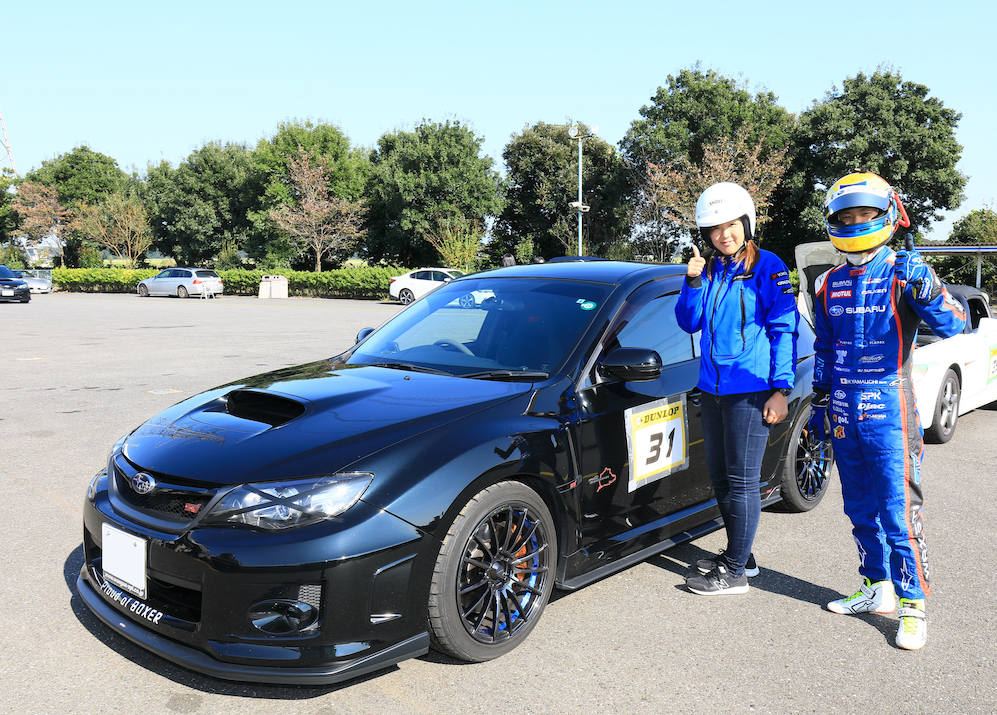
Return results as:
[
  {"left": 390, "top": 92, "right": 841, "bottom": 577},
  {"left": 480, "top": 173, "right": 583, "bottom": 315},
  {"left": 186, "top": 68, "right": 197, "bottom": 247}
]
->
[
  {"left": 130, "top": 472, "right": 156, "bottom": 495},
  {"left": 829, "top": 305, "right": 844, "bottom": 317}
]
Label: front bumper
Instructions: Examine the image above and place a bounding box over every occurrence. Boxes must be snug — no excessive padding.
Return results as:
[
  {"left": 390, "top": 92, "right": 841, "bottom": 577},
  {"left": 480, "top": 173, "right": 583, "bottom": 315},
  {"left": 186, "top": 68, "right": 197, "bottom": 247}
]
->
[{"left": 80, "top": 477, "right": 436, "bottom": 685}]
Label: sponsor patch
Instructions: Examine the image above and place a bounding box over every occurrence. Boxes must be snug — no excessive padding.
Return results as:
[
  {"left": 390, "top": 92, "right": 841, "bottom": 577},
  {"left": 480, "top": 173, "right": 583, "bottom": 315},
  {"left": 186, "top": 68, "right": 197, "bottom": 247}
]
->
[{"left": 831, "top": 290, "right": 852, "bottom": 298}]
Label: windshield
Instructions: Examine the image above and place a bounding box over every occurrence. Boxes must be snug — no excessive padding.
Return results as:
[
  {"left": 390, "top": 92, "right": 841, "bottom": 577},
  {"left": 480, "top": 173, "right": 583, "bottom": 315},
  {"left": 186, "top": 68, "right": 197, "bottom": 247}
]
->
[
  {"left": 0, "top": 266, "right": 15, "bottom": 279},
  {"left": 348, "top": 276, "right": 613, "bottom": 378}
]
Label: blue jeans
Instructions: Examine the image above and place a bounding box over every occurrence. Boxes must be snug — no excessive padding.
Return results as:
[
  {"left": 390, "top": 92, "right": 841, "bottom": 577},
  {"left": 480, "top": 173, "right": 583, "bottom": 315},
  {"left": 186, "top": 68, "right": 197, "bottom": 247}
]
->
[{"left": 700, "top": 391, "right": 771, "bottom": 578}]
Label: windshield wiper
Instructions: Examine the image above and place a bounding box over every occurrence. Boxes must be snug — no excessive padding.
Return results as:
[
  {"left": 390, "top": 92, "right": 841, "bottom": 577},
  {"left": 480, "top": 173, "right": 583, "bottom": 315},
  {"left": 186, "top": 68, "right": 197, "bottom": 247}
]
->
[
  {"left": 461, "top": 370, "right": 550, "bottom": 381},
  {"left": 374, "top": 362, "right": 453, "bottom": 376}
]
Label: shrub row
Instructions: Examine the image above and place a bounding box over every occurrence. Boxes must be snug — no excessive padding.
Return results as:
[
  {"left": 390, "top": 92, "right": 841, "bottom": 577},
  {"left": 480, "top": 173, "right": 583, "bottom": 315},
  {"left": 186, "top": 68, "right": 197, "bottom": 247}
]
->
[{"left": 51, "top": 266, "right": 407, "bottom": 300}]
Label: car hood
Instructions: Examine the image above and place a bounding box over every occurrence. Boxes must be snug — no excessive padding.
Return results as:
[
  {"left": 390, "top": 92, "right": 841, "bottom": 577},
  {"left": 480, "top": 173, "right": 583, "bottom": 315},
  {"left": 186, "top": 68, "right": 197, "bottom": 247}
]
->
[{"left": 121, "top": 360, "right": 533, "bottom": 486}]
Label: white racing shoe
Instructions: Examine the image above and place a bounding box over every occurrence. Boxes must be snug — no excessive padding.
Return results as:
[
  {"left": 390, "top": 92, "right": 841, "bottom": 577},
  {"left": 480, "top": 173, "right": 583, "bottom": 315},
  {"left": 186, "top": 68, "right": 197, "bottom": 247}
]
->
[
  {"left": 896, "top": 599, "right": 927, "bottom": 650},
  {"left": 827, "top": 578, "right": 896, "bottom": 614}
]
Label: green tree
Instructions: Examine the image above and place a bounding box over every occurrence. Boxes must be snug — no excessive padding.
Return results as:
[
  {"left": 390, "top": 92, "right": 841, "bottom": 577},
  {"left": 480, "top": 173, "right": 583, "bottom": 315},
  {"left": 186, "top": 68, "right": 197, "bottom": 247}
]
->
[
  {"left": 23, "top": 146, "right": 132, "bottom": 266},
  {"left": 248, "top": 119, "right": 369, "bottom": 268},
  {"left": 72, "top": 192, "right": 153, "bottom": 268},
  {"left": 621, "top": 66, "right": 793, "bottom": 174},
  {"left": 144, "top": 142, "right": 256, "bottom": 266},
  {"left": 494, "top": 121, "right": 631, "bottom": 260},
  {"left": 365, "top": 120, "right": 503, "bottom": 266},
  {"left": 772, "top": 68, "right": 966, "bottom": 255},
  {"left": 928, "top": 206, "right": 997, "bottom": 295},
  {"left": 425, "top": 215, "right": 482, "bottom": 272},
  {"left": 267, "top": 148, "right": 367, "bottom": 272}
]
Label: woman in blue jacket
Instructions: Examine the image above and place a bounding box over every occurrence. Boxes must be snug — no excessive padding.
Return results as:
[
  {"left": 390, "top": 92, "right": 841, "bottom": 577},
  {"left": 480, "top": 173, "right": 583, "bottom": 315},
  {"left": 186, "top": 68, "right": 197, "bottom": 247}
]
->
[{"left": 675, "top": 182, "right": 799, "bottom": 595}]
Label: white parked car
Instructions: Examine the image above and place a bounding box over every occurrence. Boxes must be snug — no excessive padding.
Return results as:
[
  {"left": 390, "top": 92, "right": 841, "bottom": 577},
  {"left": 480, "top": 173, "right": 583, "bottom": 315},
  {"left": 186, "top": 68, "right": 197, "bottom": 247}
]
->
[
  {"left": 796, "top": 241, "right": 997, "bottom": 444},
  {"left": 388, "top": 268, "right": 464, "bottom": 305},
  {"left": 137, "top": 268, "right": 224, "bottom": 298}
]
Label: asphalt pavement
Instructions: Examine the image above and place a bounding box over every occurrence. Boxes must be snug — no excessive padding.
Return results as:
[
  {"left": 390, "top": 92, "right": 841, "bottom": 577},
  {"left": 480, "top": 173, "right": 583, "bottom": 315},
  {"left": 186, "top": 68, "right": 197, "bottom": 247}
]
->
[{"left": 1, "top": 292, "right": 994, "bottom": 715}]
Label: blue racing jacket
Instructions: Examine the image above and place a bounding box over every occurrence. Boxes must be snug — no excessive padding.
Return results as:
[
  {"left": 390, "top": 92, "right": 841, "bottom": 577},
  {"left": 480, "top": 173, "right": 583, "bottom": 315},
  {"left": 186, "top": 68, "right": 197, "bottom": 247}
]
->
[
  {"left": 812, "top": 247, "right": 966, "bottom": 393},
  {"left": 676, "top": 248, "right": 799, "bottom": 396}
]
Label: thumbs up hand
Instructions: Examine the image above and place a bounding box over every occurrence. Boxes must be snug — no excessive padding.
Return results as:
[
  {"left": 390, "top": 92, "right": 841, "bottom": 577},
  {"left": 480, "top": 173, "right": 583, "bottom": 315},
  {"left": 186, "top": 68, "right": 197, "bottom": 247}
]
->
[{"left": 687, "top": 244, "right": 706, "bottom": 279}]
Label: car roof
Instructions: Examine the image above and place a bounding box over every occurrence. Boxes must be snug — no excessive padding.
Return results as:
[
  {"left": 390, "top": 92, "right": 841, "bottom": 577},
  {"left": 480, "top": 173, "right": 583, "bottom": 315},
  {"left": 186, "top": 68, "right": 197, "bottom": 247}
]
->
[
  {"left": 466, "top": 260, "right": 686, "bottom": 287},
  {"left": 946, "top": 284, "right": 990, "bottom": 301}
]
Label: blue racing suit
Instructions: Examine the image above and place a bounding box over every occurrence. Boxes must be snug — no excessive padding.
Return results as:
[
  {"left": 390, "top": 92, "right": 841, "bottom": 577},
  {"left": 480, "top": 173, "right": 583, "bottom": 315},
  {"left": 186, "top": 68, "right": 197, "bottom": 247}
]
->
[{"left": 813, "top": 247, "right": 966, "bottom": 600}]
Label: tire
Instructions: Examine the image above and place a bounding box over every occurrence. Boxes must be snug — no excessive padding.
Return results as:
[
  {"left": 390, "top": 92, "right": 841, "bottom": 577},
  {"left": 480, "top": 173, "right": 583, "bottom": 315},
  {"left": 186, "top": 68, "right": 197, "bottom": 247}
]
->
[
  {"left": 399, "top": 288, "right": 415, "bottom": 305},
  {"left": 177, "top": 285, "right": 189, "bottom": 299},
  {"left": 925, "top": 368, "right": 960, "bottom": 444},
  {"left": 458, "top": 293, "right": 475, "bottom": 309},
  {"left": 138, "top": 284, "right": 149, "bottom": 297},
  {"left": 778, "top": 404, "right": 833, "bottom": 512},
  {"left": 428, "top": 481, "right": 556, "bottom": 662}
]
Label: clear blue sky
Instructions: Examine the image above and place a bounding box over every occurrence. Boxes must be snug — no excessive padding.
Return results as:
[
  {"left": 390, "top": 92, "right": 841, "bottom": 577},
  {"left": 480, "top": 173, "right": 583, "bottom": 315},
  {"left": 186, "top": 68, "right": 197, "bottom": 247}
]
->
[{"left": 4, "top": 0, "right": 994, "bottom": 239}]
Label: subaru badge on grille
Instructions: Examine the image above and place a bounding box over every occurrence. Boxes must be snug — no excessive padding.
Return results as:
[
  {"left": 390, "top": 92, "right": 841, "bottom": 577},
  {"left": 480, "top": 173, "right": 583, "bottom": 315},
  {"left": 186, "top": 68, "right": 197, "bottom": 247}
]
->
[{"left": 130, "top": 472, "right": 156, "bottom": 495}]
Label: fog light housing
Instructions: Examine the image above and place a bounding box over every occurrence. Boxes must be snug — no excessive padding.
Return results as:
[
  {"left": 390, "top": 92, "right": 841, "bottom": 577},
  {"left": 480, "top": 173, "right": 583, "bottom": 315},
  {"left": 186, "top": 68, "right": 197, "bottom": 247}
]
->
[{"left": 248, "top": 599, "right": 320, "bottom": 635}]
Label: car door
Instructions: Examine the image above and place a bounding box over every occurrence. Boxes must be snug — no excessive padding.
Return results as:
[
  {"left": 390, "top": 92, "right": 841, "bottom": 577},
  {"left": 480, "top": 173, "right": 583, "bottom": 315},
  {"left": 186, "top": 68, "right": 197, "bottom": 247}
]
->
[
  {"left": 148, "top": 269, "right": 174, "bottom": 295},
  {"left": 569, "top": 279, "right": 713, "bottom": 556},
  {"left": 957, "top": 295, "right": 997, "bottom": 410}
]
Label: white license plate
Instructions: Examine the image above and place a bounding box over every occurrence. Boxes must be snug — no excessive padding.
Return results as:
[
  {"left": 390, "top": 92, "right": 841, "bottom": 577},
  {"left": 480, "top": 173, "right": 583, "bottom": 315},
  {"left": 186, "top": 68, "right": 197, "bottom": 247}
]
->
[
  {"left": 1, "top": 289, "right": 13, "bottom": 296},
  {"left": 102, "top": 523, "right": 147, "bottom": 599}
]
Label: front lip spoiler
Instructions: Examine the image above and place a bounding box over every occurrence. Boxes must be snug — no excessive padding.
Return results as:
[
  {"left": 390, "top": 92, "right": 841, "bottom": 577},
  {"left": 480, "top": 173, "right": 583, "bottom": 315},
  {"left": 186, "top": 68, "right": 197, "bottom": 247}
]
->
[{"left": 76, "top": 566, "right": 429, "bottom": 686}]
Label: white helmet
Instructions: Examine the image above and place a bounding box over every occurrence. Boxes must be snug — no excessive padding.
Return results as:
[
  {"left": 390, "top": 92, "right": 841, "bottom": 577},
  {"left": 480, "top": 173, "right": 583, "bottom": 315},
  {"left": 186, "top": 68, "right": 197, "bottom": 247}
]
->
[{"left": 695, "top": 182, "right": 756, "bottom": 241}]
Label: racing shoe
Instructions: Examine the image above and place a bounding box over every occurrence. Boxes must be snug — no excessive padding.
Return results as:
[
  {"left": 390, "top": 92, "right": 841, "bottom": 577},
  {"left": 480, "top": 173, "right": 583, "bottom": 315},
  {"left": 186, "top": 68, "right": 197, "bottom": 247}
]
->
[
  {"left": 827, "top": 578, "right": 896, "bottom": 614},
  {"left": 696, "top": 552, "right": 759, "bottom": 578},
  {"left": 686, "top": 562, "right": 749, "bottom": 596},
  {"left": 895, "top": 599, "right": 927, "bottom": 650}
]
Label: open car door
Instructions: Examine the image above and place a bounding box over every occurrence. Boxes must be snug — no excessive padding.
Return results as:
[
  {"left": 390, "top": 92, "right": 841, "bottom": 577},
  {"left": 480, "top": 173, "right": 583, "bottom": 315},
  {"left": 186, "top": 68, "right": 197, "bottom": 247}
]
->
[{"left": 795, "top": 241, "right": 844, "bottom": 323}]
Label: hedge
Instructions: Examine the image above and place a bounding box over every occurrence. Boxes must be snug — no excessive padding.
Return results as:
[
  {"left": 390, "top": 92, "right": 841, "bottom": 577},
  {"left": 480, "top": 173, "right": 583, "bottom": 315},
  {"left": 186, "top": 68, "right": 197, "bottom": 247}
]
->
[{"left": 51, "top": 266, "right": 407, "bottom": 300}]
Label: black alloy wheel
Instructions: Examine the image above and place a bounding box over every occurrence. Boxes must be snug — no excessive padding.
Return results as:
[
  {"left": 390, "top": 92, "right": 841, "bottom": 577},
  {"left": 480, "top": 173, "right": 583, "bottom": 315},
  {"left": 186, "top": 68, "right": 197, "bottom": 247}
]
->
[
  {"left": 428, "top": 481, "right": 556, "bottom": 662},
  {"left": 779, "top": 405, "right": 833, "bottom": 511}
]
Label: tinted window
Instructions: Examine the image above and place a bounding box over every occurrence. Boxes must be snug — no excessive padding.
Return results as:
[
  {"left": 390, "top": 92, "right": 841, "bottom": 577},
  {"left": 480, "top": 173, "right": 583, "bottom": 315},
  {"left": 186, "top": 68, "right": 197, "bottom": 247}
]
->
[
  {"left": 196, "top": 270, "right": 219, "bottom": 278},
  {"left": 0, "top": 266, "right": 14, "bottom": 279},
  {"left": 614, "top": 292, "right": 693, "bottom": 366}
]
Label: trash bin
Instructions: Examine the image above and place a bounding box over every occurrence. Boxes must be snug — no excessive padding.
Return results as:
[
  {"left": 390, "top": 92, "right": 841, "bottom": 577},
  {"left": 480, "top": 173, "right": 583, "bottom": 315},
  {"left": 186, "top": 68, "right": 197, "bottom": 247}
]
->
[{"left": 258, "top": 275, "right": 289, "bottom": 299}]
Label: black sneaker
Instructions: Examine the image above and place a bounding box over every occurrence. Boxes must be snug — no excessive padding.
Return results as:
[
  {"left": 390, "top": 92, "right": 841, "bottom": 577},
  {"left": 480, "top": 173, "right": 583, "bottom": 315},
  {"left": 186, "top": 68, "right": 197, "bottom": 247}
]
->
[
  {"left": 696, "top": 552, "right": 759, "bottom": 578},
  {"left": 686, "top": 562, "right": 749, "bottom": 595}
]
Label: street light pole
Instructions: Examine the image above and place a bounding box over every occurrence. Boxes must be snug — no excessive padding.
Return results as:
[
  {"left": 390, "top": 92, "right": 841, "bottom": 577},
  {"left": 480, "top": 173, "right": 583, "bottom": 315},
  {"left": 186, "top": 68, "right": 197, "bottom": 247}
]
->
[{"left": 567, "top": 123, "right": 597, "bottom": 256}]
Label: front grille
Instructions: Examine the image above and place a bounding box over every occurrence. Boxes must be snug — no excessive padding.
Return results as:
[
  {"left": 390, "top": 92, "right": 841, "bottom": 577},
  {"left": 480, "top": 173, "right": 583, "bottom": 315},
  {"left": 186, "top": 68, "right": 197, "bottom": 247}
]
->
[{"left": 111, "top": 454, "right": 216, "bottom": 524}]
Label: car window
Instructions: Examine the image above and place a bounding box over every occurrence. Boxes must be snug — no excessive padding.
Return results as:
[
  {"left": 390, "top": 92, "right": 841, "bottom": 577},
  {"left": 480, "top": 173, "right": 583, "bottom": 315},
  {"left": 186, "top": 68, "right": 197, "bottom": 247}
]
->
[
  {"left": 156, "top": 270, "right": 172, "bottom": 279},
  {"left": 431, "top": 271, "right": 450, "bottom": 282},
  {"left": 0, "top": 266, "right": 15, "bottom": 279},
  {"left": 348, "top": 276, "right": 613, "bottom": 376},
  {"left": 195, "top": 270, "right": 219, "bottom": 278},
  {"left": 412, "top": 271, "right": 430, "bottom": 281},
  {"left": 966, "top": 296, "right": 989, "bottom": 330},
  {"left": 613, "top": 292, "right": 693, "bottom": 367}
]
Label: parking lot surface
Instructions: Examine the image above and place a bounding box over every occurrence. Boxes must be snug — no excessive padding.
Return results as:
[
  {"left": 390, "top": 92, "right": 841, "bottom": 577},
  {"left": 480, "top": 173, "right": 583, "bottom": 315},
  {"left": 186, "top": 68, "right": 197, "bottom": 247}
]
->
[{"left": 2, "top": 293, "right": 995, "bottom": 715}]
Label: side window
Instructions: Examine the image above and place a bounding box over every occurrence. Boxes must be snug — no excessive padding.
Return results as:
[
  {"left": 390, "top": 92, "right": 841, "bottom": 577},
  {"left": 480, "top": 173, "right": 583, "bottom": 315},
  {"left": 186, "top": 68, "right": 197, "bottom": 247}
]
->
[
  {"left": 157, "top": 270, "right": 171, "bottom": 279},
  {"left": 967, "top": 297, "right": 987, "bottom": 331},
  {"left": 413, "top": 271, "right": 429, "bottom": 281},
  {"left": 615, "top": 292, "right": 694, "bottom": 367}
]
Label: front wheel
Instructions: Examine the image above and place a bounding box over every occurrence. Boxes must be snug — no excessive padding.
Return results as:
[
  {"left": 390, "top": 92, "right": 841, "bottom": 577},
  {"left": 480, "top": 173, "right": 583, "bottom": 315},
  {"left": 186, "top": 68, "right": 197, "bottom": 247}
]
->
[
  {"left": 138, "top": 284, "right": 149, "bottom": 297},
  {"left": 925, "top": 368, "right": 960, "bottom": 443},
  {"left": 778, "top": 404, "right": 833, "bottom": 512},
  {"left": 428, "top": 481, "right": 556, "bottom": 662}
]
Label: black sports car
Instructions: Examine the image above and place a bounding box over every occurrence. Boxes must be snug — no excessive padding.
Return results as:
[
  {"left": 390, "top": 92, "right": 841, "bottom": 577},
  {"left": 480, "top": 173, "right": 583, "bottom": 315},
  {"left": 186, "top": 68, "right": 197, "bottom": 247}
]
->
[
  {"left": 0, "top": 265, "right": 31, "bottom": 303},
  {"left": 79, "top": 260, "right": 832, "bottom": 685}
]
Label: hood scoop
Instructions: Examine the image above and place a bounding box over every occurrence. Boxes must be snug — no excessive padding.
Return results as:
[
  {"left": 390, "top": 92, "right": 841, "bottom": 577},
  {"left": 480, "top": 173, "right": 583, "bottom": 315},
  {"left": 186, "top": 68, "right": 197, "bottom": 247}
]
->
[{"left": 224, "top": 389, "right": 306, "bottom": 427}]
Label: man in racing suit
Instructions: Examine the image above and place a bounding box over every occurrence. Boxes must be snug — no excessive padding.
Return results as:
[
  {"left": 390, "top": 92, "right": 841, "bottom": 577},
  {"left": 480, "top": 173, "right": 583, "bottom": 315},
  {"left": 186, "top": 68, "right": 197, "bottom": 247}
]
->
[{"left": 809, "top": 171, "right": 966, "bottom": 650}]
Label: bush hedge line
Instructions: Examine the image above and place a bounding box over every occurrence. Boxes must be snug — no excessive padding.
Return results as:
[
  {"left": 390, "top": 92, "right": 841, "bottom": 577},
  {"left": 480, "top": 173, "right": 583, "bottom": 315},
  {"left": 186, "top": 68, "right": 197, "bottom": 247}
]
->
[{"left": 51, "top": 266, "right": 407, "bottom": 300}]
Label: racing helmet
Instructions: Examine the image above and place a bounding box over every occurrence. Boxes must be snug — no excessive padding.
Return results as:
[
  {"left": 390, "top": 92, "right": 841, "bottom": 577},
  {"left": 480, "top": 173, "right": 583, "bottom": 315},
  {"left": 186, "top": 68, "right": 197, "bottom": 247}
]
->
[
  {"left": 824, "top": 171, "right": 910, "bottom": 253},
  {"left": 695, "top": 182, "right": 756, "bottom": 242}
]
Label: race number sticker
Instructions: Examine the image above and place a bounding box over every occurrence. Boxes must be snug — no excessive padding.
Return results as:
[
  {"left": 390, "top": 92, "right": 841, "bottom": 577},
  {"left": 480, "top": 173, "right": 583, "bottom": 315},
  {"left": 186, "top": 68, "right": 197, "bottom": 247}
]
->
[
  {"left": 988, "top": 345, "right": 997, "bottom": 385},
  {"left": 625, "top": 394, "right": 689, "bottom": 492}
]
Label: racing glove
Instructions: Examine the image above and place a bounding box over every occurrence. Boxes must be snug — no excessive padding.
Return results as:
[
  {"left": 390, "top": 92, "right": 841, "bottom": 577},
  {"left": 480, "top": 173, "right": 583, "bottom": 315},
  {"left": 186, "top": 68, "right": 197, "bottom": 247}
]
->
[
  {"left": 808, "top": 390, "right": 830, "bottom": 442},
  {"left": 894, "top": 249, "right": 933, "bottom": 303}
]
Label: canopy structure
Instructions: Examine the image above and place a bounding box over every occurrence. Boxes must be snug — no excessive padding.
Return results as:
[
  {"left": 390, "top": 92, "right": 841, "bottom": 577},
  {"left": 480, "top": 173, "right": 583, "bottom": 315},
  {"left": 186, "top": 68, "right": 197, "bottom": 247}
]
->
[{"left": 916, "top": 245, "right": 997, "bottom": 290}]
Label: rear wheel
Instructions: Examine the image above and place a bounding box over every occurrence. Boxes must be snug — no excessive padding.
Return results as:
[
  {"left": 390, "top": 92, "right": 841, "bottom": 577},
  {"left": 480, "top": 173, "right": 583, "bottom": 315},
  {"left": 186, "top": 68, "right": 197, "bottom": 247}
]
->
[
  {"left": 778, "top": 404, "right": 833, "bottom": 512},
  {"left": 428, "top": 481, "right": 556, "bottom": 662},
  {"left": 177, "top": 285, "right": 189, "bottom": 299},
  {"left": 399, "top": 288, "right": 415, "bottom": 305},
  {"left": 925, "top": 368, "right": 960, "bottom": 443}
]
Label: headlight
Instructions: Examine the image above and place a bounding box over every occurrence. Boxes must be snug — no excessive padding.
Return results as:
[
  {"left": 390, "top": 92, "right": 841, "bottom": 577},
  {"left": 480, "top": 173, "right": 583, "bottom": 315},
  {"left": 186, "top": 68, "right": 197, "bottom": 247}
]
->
[
  {"left": 203, "top": 473, "right": 373, "bottom": 530},
  {"left": 87, "top": 470, "right": 108, "bottom": 503}
]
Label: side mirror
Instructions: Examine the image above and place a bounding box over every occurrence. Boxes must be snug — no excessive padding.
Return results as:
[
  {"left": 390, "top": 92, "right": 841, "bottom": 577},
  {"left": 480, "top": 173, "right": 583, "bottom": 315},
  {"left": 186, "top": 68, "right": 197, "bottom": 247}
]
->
[
  {"left": 600, "top": 347, "right": 662, "bottom": 382},
  {"left": 356, "top": 328, "right": 374, "bottom": 344}
]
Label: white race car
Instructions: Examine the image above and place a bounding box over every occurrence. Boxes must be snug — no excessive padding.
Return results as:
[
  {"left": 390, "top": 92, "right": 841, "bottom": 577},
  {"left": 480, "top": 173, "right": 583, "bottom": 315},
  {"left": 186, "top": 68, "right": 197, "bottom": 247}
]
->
[{"left": 796, "top": 241, "right": 997, "bottom": 444}]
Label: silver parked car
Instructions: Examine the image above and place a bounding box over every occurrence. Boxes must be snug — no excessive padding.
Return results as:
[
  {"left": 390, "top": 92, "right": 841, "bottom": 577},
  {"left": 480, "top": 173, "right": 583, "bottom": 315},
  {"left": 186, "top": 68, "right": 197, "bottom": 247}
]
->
[
  {"left": 13, "top": 270, "right": 53, "bottom": 294},
  {"left": 137, "top": 268, "right": 224, "bottom": 298}
]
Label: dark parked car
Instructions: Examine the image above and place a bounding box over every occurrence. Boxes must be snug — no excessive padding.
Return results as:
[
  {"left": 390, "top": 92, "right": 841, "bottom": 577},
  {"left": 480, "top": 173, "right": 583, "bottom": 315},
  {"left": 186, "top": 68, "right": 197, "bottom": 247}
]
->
[
  {"left": 79, "top": 260, "right": 831, "bottom": 685},
  {"left": 0, "top": 265, "right": 31, "bottom": 303}
]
